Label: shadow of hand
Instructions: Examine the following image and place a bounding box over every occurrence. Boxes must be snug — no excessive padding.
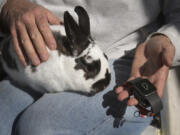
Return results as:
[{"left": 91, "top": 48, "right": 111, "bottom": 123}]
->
[{"left": 102, "top": 89, "right": 128, "bottom": 128}]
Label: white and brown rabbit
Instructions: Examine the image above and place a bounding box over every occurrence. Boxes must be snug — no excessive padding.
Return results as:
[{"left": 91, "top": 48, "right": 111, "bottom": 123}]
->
[{"left": 0, "top": 6, "right": 111, "bottom": 95}]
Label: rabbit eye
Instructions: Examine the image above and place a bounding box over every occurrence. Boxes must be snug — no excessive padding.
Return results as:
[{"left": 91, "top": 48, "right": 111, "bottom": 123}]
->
[
  {"left": 86, "top": 56, "right": 92, "bottom": 60},
  {"left": 86, "top": 56, "right": 93, "bottom": 63}
]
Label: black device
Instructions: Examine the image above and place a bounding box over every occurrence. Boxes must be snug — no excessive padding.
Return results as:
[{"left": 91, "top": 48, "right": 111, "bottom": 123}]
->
[
  {"left": 125, "top": 78, "right": 163, "bottom": 116},
  {"left": 102, "top": 78, "right": 163, "bottom": 128}
]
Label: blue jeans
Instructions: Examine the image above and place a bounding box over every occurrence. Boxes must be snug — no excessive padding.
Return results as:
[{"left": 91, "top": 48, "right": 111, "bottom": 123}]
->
[{"left": 0, "top": 58, "right": 152, "bottom": 135}]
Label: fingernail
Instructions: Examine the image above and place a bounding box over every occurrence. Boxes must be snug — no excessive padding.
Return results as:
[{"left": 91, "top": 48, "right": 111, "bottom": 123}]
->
[
  {"left": 50, "top": 44, "right": 56, "bottom": 50},
  {"left": 33, "top": 59, "right": 40, "bottom": 66},
  {"left": 41, "top": 54, "right": 49, "bottom": 61},
  {"left": 23, "top": 62, "right": 28, "bottom": 67}
]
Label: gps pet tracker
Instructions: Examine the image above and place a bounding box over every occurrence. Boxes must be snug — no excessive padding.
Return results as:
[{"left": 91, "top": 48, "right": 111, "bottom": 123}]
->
[{"left": 126, "top": 78, "right": 163, "bottom": 116}]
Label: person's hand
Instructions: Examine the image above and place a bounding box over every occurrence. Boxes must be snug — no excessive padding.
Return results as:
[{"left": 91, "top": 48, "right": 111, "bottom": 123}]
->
[
  {"left": 0, "top": 0, "right": 62, "bottom": 66},
  {"left": 115, "top": 34, "right": 175, "bottom": 106}
]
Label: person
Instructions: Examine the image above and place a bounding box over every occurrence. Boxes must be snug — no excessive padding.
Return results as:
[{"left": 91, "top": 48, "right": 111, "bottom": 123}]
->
[{"left": 0, "top": 0, "right": 180, "bottom": 135}]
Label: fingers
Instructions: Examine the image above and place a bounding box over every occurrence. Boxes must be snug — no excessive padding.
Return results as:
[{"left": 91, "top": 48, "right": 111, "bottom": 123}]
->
[
  {"left": 36, "top": 15, "right": 57, "bottom": 50},
  {"left": 116, "top": 88, "right": 139, "bottom": 106},
  {"left": 11, "top": 23, "right": 28, "bottom": 66},
  {"left": 16, "top": 20, "right": 41, "bottom": 66},
  {"left": 115, "top": 44, "right": 148, "bottom": 106},
  {"left": 127, "top": 98, "right": 138, "bottom": 106},
  {"left": 25, "top": 18, "right": 50, "bottom": 62},
  {"left": 115, "top": 76, "right": 136, "bottom": 94},
  {"left": 117, "top": 90, "right": 129, "bottom": 101},
  {"left": 11, "top": 7, "right": 62, "bottom": 66},
  {"left": 153, "top": 65, "right": 169, "bottom": 98},
  {"left": 115, "top": 86, "right": 123, "bottom": 94},
  {"left": 115, "top": 76, "right": 151, "bottom": 106},
  {"left": 115, "top": 76, "right": 139, "bottom": 106},
  {"left": 162, "top": 43, "right": 175, "bottom": 67},
  {"left": 45, "top": 9, "right": 62, "bottom": 25},
  {"left": 23, "top": 8, "right": 59, "bottom": 64},
  {"left": 114, "top": 37, "right": 172, "bottom": 108}
]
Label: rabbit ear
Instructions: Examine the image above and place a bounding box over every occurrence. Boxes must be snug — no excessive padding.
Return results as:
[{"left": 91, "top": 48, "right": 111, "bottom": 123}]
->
[
  {"left": 64, "top": 11, "right": 89, "bottom": 56},
  {"left": 75, "top": 6, "right": 90, "bottom": 37}
]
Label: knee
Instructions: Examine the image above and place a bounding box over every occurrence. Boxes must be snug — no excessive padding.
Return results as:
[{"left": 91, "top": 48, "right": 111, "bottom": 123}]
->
[
  {"left": 15, "top": 106, "right": 83, "bottom": 135},
  {"left": 15, "top": 109, "right": 53, "bottom": 135},
  {"left": 15, "top": 114, "right": 83, "bottom": 135}
]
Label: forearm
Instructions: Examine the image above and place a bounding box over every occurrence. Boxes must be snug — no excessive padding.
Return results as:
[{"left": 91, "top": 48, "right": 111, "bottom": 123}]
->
[
  {"left": 0, "top": 0, "right": 7, "bottom": 36},
  {"left": 0, "top": 0, "right": 6, "bottom": 37}
]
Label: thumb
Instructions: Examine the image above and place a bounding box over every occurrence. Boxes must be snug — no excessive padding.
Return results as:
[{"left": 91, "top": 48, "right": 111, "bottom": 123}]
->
[
  {"left": 45, "top": 9, "right": 62, "bottom": 25},
  {"left": 162, "top": 44, "right": 175, "bottom": 67}
]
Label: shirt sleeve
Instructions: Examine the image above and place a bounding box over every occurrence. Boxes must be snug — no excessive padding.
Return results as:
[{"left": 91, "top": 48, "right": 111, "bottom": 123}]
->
[
  {"left": 0, "top": 0, "right": 6, "bottom": 12},
  {"left": 150, "top": 0, "right": 180, "bottom": 67},
  {"left": 0, "top": 0, "right": 7, "bottom": 38}
]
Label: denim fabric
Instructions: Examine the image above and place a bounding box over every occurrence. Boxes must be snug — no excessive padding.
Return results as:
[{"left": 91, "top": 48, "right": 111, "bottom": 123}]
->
[
  {"left": 0, "top": 58, "right": 152, "bottom": 135},
  {"left": 0, "top": 80, "right": 34, "bottom": 135}
]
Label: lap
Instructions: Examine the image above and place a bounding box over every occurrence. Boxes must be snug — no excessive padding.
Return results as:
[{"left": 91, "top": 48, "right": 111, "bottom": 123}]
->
[
  {"left": 0, "top": 58, "right": 152, "bottom": 135},
  {"left": 16, "top": 91, "right": 152, "bottom": 135},
  {"left": 0, "top": 80, "right": 35, "bottom": 135},
  {"left": 15, "top": 58, "right": 152, "bottom": 135}
]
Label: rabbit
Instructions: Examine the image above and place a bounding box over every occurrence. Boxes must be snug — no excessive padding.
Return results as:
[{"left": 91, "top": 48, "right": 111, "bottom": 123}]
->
[{"left": 0, "top": 6, "right": 111, "bottom": 95}]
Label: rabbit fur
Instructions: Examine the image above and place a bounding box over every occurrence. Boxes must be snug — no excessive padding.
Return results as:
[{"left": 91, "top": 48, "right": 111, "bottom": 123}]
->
[{"left": 0, "top": 6, "right": 111, "bottom": 95}]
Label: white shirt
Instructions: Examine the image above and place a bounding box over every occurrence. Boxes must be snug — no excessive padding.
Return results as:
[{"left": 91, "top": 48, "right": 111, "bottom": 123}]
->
[{"left": 1, "top": 0, "right": 180, "bottom": 66}]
